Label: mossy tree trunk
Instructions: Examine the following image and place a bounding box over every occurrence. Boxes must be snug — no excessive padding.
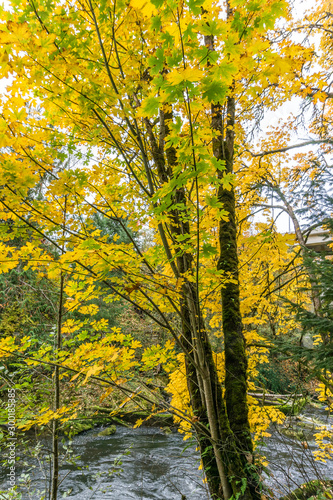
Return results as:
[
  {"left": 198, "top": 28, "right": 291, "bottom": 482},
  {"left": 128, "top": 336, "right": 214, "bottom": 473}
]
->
[
  {"left": 204, "top": 5, "right": 260, "bottom": 497},
  {"left": 216, "top": 92, "right": 253, "bottom": 453},
  {"left": 146, "top": 91, "right": 260, "bottom": 498},
  {"left": 210, "top": 92, "right": 260, "bottom": 498}
]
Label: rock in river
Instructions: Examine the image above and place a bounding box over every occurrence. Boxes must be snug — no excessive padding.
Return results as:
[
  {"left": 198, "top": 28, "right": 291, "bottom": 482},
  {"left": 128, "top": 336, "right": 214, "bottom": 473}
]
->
[{"left": 97, "top": 425, "right": 117, "bottom": 437}]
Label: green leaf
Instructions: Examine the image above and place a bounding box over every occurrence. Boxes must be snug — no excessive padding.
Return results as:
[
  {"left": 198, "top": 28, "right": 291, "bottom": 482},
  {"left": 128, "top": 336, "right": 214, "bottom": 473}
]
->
[
  {"left": 151, "top": 15, "right": 161, "bottom": 31},
  {"left": 206, "top": 194, "right": 223, "bottom": 208},
  {"left": 248, "top": 1, "right": 261, "bottom": 12},
  {"left": 221, "top": 172, "right": 235, "bottom": 190},
  {"left": 202, "top": 79, "right": 227, "bottom": 103},
  {"left": 196, "top": 46, "right": 219, "bottom": 65},
  {"left": 161, "top": 31, "right": 174, "bottom": 47},
  {"left": 150, "top": 0, "right": 164, "bottom": 7},
  {"left": 199, "top": 20, "right": 221, "bottom": 37},
  {"left": 211, "top": 157, "right": 226, "bottom": 172},
  {"left": 142, "top": 96, "right": 160, "bottom": 117},
  {"left": 175, "top": 233, "right": 191, "bottom": 242},
  {"left": 148, "top": 47, "right": 164, "bottom": 75},
  {"left": 188, "top": 0, "right": 203, "bottom": 15},
  {"left": 202, "top": 243, "right": 217, "bottom": 258},
  {"left": 81, "top": 238, "right": 101, "bottom": 250},
  {"left": 166, "top": 49, "right": 182, "bottom": 67}
]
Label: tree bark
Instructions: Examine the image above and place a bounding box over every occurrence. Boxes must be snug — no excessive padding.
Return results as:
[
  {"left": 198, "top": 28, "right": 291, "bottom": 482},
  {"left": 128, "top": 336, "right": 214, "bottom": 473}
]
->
[
  {"left": 206, "top": 6, "right": 260, "bottom": 496},
  {"left": 50, "top": 272, "right": 64, "bottom": 500},
  {"left": 212, "top": 92, "right": 259, "bottom": 499}
]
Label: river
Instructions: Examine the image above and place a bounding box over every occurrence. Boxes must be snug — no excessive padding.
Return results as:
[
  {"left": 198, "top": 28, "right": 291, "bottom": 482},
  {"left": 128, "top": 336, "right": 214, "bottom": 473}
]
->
[{"left": 0, "top": 406, "right": 332, "bottom": 499}]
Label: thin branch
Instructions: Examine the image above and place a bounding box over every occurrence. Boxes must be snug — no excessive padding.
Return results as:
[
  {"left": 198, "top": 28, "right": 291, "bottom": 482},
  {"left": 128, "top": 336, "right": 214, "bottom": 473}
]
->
[{"left": 245, "top": 139, "right": 333, "bottom": 158}]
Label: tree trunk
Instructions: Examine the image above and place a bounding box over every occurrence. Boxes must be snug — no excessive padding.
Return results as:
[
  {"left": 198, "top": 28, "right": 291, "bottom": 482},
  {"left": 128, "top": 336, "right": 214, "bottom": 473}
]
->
[
  {"left": 145, "top": 52, "right": 260, "bottom": 497},
  {"left": 50, "top": 273, "right": 64, "bottom": 500},
  {"left": 211, "top": 92, "right": 260, "bottom": 499},
  {"left": 206, "top": 7, "right": 260, "bottom": 495}
]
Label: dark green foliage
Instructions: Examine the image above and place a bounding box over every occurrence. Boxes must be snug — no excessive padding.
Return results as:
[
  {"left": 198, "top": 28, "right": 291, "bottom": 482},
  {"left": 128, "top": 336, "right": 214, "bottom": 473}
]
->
[
  {"left": 92, "top": 212, "right": 137, "bottom": 245},
  {"left": 281, "top": 247, "right": 333, "bottom": 373},
  {"left": 0, "top": 266, "right": 58, "bottom": 344},
  {"left": 257, "top": 361, "right": 297, "bottom": 394},
  {"left": 296, "top": 249, "right": 333, "bottom": 344}
]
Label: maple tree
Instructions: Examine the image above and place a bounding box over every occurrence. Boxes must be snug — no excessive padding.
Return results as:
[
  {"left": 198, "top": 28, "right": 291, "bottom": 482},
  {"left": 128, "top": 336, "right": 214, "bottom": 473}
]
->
[{"left": 1, "top": 0, "right": 333, "bottom": 499}]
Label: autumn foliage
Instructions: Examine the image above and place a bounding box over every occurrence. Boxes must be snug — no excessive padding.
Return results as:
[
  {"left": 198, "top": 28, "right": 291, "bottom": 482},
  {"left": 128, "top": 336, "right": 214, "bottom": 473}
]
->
[{"left": 0, "top": 0, "right": 333, "bottom": 498}]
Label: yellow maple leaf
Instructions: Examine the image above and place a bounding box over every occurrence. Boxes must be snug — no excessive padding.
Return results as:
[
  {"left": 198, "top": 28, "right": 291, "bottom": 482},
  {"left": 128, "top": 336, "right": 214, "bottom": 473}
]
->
[
  {"left": 130, "top": 0, "right": 156, "bottom": 18},
  {"left": 168, "top": 67, "right": 204, "bottom": 85},
  {"left": 82, "top": 365, "right": 103, "bottom": 384}
]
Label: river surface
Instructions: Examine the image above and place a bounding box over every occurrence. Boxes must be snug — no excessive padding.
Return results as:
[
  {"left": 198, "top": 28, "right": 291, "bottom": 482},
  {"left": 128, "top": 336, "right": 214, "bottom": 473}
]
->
[{"left": 0, "top": 406, "right": 332, "bottom": 499}]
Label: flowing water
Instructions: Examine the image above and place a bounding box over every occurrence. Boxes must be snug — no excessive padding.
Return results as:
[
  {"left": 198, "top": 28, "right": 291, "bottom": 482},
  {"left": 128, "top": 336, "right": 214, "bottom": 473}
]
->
[
  {"left": 0, "top": 406, "right": 332, "bottom": 499},
  {"left": 260, "top": 405, "right": 333, "bottom": 498}
]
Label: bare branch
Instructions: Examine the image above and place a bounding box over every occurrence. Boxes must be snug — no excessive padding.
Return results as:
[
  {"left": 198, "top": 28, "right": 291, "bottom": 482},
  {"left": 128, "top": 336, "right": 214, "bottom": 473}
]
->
[{"left": 244, "top": 139, "right": 333, "bottom": 158}]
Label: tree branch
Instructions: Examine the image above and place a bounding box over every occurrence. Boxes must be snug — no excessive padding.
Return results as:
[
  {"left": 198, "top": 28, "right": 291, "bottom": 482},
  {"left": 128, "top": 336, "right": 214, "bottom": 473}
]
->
[{"left": 245, "top": 139, "right": 333, "bottom": 158}]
